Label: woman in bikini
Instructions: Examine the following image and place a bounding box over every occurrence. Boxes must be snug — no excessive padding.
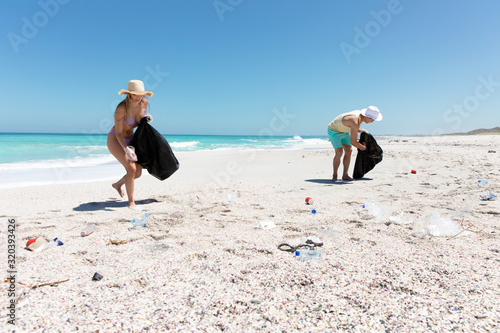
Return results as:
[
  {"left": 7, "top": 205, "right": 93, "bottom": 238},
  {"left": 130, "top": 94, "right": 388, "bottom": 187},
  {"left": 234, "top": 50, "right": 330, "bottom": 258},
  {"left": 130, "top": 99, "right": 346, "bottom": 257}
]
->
[{"left": 107, "top": 80, "right": 153, "bottom": 210}]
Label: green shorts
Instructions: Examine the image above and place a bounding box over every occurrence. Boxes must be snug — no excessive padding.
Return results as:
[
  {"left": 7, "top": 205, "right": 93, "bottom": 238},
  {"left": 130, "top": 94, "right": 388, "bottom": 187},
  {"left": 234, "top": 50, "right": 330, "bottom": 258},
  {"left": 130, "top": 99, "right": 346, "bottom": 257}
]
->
[{"left": 328, "top": 128, "right": 351, "bottom": 149}]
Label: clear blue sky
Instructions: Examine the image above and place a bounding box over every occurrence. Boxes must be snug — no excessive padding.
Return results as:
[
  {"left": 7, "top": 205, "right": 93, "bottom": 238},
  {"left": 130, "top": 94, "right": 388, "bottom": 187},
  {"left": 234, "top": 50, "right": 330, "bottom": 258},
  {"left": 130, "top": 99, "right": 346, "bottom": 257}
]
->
[{"left": 2, "top": 0, "right": 499, "bottom": 136}]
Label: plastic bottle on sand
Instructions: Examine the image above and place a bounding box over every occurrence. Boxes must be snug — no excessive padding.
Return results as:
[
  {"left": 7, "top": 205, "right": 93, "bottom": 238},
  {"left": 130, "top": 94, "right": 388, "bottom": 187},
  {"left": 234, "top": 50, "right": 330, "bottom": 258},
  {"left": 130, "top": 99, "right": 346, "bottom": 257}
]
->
[
  {"left": 81, "top": 224, "right": 97, "bottom": 237},
  {"left": 295, "top": 248, "right": 322, "bottom": 261},
  {"left": 478, "top": 180, "right": 489, "bottom": 185}
]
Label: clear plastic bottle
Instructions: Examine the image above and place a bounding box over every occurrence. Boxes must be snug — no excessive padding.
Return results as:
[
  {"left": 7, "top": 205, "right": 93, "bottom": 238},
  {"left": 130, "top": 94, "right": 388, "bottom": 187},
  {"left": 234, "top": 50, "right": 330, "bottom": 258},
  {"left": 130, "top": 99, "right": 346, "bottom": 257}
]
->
[
  {"left": 130, "top": 213, "right": 150, "bottom": 229},
  {"left": 81, "top": 224, "right": 97, "bottom": 237},
  {"left": 295, "top": 248, "right": 322, "bottom": 261},
  {"left": 478, "top": 180, "right": 489, "bottom": 185}
]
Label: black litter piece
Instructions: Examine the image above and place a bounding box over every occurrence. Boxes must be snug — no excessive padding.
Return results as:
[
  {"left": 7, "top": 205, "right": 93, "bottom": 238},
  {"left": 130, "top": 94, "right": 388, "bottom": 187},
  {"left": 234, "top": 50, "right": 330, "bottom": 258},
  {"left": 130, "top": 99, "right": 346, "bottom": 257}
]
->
[{"left": 92, "top": 272, "right": 103, "bottom": 281}]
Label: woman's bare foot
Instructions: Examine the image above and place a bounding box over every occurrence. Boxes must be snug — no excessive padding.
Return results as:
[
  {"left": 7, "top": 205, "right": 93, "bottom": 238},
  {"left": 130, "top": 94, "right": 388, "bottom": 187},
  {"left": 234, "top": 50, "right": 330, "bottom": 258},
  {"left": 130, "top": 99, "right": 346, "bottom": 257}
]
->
[
  {"left": 342, "top": 175, "right": 353, "bottom": 181},
  {"left": 112, "top": 183, "right": 124, "bottom": 198},
  {"left": 129, "top": 204, "right": 142, "bottom": 211}
]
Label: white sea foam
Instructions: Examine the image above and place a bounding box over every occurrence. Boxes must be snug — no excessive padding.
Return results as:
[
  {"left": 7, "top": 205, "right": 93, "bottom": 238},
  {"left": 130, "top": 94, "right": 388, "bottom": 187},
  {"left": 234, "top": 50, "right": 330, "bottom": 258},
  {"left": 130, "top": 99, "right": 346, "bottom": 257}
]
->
[
  {"left": 0, "top": 158, "right": 122, "bottom": 189},
  {"left": 169, "top": 141, "right": 200, "bottom": 149},
  {"left": 0, "top": 155, "right": 115, "bottom": 171}
]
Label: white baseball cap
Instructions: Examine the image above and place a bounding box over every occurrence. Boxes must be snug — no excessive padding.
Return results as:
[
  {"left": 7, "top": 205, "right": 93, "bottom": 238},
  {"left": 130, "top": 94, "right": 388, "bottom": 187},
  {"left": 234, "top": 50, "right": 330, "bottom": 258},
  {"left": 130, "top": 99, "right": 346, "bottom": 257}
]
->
[{"left": 360, "top": 106, "right": 383, "bottom": 121}]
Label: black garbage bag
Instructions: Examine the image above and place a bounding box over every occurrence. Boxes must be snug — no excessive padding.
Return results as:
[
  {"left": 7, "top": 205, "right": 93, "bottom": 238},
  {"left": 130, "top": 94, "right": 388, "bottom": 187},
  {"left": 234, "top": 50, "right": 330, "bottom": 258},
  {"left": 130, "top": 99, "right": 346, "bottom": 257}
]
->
[
  {"left": 130, "top": 117, "right": 179, "bottom": 180},
  {"left": 353, "top": 132, "right": 383, "bottom": 179}
]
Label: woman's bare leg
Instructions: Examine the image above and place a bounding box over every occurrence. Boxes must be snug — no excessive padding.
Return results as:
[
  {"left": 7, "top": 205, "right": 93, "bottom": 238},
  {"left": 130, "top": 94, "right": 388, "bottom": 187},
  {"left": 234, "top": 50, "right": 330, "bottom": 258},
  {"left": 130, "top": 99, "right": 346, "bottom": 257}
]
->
[{"left": 107, "top": 134, "right": 142, "bottom": 207}]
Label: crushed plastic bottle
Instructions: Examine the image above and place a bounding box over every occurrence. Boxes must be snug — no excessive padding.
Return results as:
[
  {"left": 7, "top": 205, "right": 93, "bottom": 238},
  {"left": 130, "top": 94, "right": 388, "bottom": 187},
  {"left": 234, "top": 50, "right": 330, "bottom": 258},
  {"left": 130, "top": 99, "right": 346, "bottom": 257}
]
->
[
  {"left": 358, "top": 200, "right": 388, "bottom": 222},
  {"left": 478, "top": 180, "right": 489, "bottom": 185},
  {"left": 130, "top": 213, "right": 150, "bottom": 230}
]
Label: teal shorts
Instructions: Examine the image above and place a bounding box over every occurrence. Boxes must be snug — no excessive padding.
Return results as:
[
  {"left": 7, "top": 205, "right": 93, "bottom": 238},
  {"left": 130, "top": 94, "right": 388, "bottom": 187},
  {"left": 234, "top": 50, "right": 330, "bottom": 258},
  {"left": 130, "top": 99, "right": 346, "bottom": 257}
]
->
[{"left": 328, "top": 128, "right": 351, "bottom": 148}]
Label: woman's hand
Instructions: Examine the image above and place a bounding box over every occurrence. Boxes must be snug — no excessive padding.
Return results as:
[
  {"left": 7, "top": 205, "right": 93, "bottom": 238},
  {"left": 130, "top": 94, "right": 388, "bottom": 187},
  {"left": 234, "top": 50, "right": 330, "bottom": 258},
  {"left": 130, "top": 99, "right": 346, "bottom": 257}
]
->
[{"left": 124, "top": 146, "right": 137, "bottom": 161}]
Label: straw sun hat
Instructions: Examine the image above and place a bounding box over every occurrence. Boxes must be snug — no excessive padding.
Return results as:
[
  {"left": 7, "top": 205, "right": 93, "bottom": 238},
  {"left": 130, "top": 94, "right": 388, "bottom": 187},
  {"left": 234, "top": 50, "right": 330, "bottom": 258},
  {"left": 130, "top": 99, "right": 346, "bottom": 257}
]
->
[{"left": 118, "top": 80, "right": 153, "bottom": 97}]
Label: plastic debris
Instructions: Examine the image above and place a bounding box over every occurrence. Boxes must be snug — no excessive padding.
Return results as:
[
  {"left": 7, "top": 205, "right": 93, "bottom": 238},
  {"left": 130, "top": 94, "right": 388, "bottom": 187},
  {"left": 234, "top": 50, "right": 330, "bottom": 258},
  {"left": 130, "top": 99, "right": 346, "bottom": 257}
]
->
[
  {"left": 81, "top": 224, "right": 97, "bottom": 237},
  {"left": 129, "top": 213, "right": 150, "bottom": 230},
  {"left": 257, "top": 220, "right": 276, "bottom": 229},
  {"left": 412, "top": 212, "right": 470, "bottom": 237},
  {"left": 225, "top": 190, "right": 239, "bottom": 204},
  {"left": 92, "top": 273, "right": 103, "bottom": 281},
  {"left": 27, "top": 238, "right": 47, "bottom": 251},
  {"left": 358, "top": 200, "right": 389, "bottom": 222},
  {"left": 388, "top": 212, "right": 404, "bottom": 224},
  {"left": 480, "top": 193, "right": 497, "bottom": 201}
]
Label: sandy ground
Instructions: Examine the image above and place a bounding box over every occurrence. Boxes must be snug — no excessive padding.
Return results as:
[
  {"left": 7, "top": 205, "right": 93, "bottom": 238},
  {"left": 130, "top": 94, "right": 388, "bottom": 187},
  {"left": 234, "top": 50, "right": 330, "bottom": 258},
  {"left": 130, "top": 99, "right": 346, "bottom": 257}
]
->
[{"left": 1, "top": 135, "right": 499, "bottom": 332}]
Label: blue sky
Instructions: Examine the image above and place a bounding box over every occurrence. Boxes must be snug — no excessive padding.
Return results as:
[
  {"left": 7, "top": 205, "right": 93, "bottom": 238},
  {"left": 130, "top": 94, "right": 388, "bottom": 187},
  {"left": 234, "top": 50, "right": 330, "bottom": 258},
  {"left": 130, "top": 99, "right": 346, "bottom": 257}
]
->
[{"left": 2, "top": 0, "right": 499, "bottom": 136}]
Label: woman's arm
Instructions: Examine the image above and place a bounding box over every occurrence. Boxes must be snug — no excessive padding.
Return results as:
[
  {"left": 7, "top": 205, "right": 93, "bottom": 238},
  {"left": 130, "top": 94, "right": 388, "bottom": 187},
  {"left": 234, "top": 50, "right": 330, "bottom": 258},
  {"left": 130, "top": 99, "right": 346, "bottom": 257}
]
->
[
  {"left": 113, "top": 104, "right": 128, "bottom": 149},
  {"left": 142, "top": 99, "right": 153, "bottom": 122}
]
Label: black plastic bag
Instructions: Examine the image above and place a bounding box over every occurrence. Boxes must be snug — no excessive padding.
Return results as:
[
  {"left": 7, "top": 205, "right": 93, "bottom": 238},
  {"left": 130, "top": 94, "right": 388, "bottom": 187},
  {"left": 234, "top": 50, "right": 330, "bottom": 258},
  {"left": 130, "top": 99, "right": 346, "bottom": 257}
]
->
[
  {"left": 353, "top": 132, "right": 383, "bottom": 179},
  {"left": 130, "top": 117, "right": 179, "bottom": 180}
]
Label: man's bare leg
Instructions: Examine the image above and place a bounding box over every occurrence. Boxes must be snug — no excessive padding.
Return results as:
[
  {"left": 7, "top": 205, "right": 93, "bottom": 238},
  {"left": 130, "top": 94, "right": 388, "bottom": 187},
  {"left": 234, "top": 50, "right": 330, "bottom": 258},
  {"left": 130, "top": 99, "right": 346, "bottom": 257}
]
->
[
  {"left": 342, "top": 144, "right": 353, "bottom": 181},
  {"left": 332, "top": 147, "right": 343, "bottom": 182}
]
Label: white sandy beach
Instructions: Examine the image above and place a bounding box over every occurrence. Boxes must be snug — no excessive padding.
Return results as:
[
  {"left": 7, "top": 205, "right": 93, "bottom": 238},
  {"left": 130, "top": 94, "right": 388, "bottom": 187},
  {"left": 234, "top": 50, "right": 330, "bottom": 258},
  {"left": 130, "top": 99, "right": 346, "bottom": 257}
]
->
[{"left": 1, "top": 135, "right": 499, "bottom": 332}]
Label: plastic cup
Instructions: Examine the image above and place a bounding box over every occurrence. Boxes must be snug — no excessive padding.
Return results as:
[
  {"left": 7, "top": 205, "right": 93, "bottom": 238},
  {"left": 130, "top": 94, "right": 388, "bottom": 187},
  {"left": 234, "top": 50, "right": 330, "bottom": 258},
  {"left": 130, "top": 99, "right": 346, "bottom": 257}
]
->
[{"left": 127, "top": 146, "right": 138, "bottom": 161}]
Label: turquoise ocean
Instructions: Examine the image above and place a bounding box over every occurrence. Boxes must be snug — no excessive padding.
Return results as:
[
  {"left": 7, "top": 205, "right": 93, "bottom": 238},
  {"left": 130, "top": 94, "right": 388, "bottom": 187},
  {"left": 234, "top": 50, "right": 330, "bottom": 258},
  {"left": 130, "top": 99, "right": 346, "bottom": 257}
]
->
[{"left": 0, "top": 133, "right": 329, "bottom": 188}]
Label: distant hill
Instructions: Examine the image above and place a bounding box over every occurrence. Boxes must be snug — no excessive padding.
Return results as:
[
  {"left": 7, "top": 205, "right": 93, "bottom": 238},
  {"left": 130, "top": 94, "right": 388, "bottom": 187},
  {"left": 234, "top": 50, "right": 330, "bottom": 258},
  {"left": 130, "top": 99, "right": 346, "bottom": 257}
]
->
[{"left": 446, "top": 127, "right": 500, "bottom": 136}]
